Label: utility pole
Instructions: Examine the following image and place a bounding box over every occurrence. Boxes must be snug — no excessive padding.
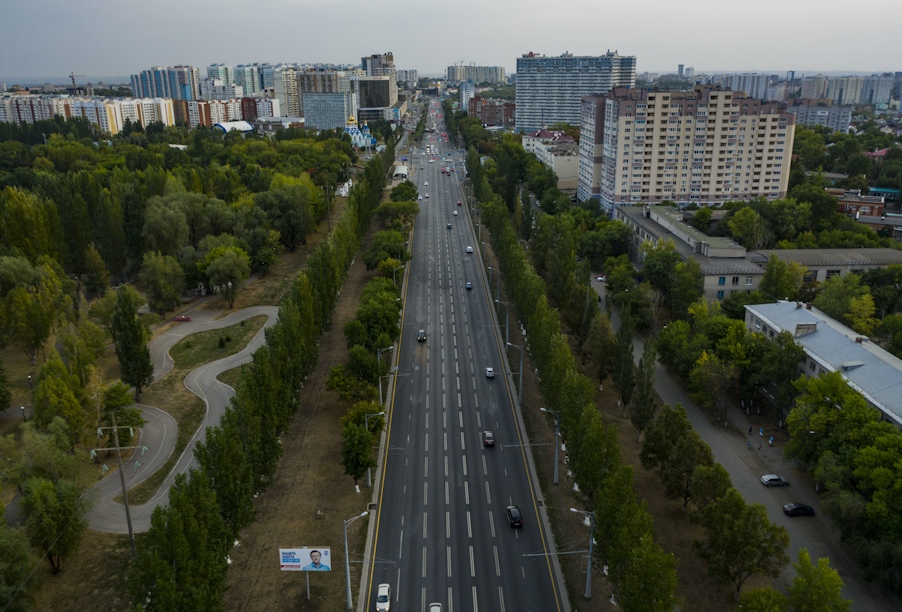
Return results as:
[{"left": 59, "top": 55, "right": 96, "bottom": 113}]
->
[
  {"left": 507, "top": 342, "right": 524, "bottom": 406},
  {"left": 93, "top": 414, "right": 140, "bottom": 554}
]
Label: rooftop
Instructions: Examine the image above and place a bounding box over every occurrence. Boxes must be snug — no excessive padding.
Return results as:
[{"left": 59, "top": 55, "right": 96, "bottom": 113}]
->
[
  {"left": 745, "top": 302, "right": 902, "bottom": 427},
  {"left": 746, "top": 248, "right": 902, "bottom": 267}
]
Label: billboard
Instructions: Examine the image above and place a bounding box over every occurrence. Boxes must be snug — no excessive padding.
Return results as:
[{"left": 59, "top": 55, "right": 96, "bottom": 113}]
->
[{"left": 279, "top": 547, "right": 332, "bottom": 572}]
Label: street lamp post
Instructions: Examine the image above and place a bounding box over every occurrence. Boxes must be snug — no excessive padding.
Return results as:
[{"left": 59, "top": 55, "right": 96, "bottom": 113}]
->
[
  {"left": 541, "top": 408, "right": 561, "bottom": 484},
  {"left": 27, "top": 375, "right": 33, "bottom": 395},
  {"left": 20, "top": 406, "right": 25, "bottom": 422},
  {"left": 570, "top": 508, "right": 596, "bottom": 599},
  {"left": 344, "top": 511, "right": 368, "bottom": 609},
  {"left": 495, "top": 300, "right": 509, "bottom": 345},
  {"left": 392, "top": 265, "right": 406, "bottom": 286},
  {"left": 376, "top": 346, "right": 393, "bottom": 406},
  {"left": 507, "top": 342, "right": 524, "bottom": 406},
  {"left": 364, "top": 411, "right": 385, "bottom": 487}
]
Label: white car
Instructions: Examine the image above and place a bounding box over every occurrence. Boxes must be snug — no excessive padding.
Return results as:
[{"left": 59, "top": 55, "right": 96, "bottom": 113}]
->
[
  {"left": 376, "top": 584, "right": 391, "bottom": 611},
  {"left": 417, "top": 196, "right": 422, "bottom": 201},
  {"left": 466, "top": 246, "right": 473, "bottom": 253},
  {"left": 425, "top": 194, "right": 429, "bottom": 198},
  {"left": 485, "top": 367, "right": 495, "bottom": 378},
  {"left": 424, "top": 181, "right": 428, "bottom": 186},
  {"left": 453, "top": 210, "right": 458, "bottom": 216}
]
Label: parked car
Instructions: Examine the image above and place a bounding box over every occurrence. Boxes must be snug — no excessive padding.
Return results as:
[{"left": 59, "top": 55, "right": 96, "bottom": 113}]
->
[
  {"left": 761, "top": 474, "right": 789, "bottom": 487},
  {"left": 174, "top": 315, "right": 192, "bottom": 322},
  {"left": 507, "top": 505, "right": 523, "bottom": 527},
  {"left": 783, "top": 503, "right": 815, "bottom": 517},
  {"left": 595, "top": 275, "right": 606, "bottom": 282}
]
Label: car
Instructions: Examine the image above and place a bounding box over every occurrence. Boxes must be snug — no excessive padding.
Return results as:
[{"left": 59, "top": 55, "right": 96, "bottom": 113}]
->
[
  {"left": 466, "top": 282, "right": 472, "bottom": 290},
  {"left": 428, "top": 604, "right": 443, "bottom": 612},
  {"left": 595, "top": 275, "right": 606, "bottom": 282},
  {"left": 485, "top": 367, "right": 495, "bottom": 378},
  {"left": 424, "top": 181, "right": 428, "bottom": 186},
  {"left": 783, "top": 503, "right": 815, "bottom": 517},
  {"left": 447, "top": 223, "right": 452, "bottom": 229},
  {"left": 457, "top": 201, "right": 462, "bottom": 206},
  {"left": 417, "top": 330, "right": 426, "bottom": 342},
  {"left": 173, "top": 315, "right": 192, "bottom": 322},
  {"left": 466, "top": 246, "right": 473, "bottom": 253},
  {"left": 376, "top": 583, "right": 391, "bottom": 611},
  {"left": 761, "top": 474, "right": 789, "bottom": 487},
  {"left": 507, "top": 505, "right": 523, "bottom": 527},
  {"left": 425, "top": 194, "right": 429, "bottom": 198},
  {"left": 418, "top": 195, "right": 422, "bottom": 201},
  {"left": 483, "top": 431, "right": 495, "bottom": 446},
  {"left": 453, "top": 210, "right": 458, "bottom": 216},
  {"left": 429, "top": 159, "right": 434, "bottom": 163}
]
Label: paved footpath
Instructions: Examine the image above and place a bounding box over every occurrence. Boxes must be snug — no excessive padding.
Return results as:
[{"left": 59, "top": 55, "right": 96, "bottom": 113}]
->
[{"left": 595, "top": 282, "right": 899, "bottom": 612}]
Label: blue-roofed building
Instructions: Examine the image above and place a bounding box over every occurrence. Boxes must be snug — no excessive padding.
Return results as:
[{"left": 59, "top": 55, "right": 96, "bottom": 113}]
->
[
  {"left": 744, "top": 301, "right": 902, "bottom": 428},
  {"left": 869, "top": 187, "right": 900, "bottom": 202}
]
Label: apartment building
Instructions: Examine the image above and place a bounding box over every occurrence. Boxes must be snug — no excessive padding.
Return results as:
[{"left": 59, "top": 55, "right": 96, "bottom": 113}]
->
[
  {"left": 130, "top": 65, "right": 199, "bottom": 100},
  {"left": 515, "top": 51, "right": 636, "bottom": 133},
  {"left": 199, "top": 79, "right": 244, "bottom": 101},
  {"left": 578, "top": 87, "right": 796, "bottom": 212},
  {"left": 397, "top": 70, "right": 418, "bottom": 85},
  {"left": 0, "top": 95, "right": 64, "bottom": 125},
  {"left": 207, "top": 64, "right": 234, "bottom": 86},
  {"left": 298, "top": 70, "right": 354, "bottom": 117},
  {"left": 467, "top": 96, "right": 515, "bottom": 128},
  {"left": 273, "top": 67, "right": 299, "bottom": 117},
  {"left": 460, "top": 81, "right": 475, "bottom": 110},
  {"left": 708, "top": 74, "right": 771, "bottom": 99},
  {"left": 801, "top": 74, "right": 895, "bottom": 105},
  {"left": 303, "top": 92, "right": 358, "bottom": 130},
  {"left": 240, "top": 97, "right": 280, "bottom": 121},
  {"left": 235, "top": 66, "right": 260, "bottom": 95},
  {"left": 786, "top": 102, "right": 852, "bottom": 133},
  {"left": 208, "top": 100, "right": 242, "bottom": 124},
  {"left": 446, "top": 65, "right": 505, "bottom": 84},
  {"left": 0, "top": 95, "right": 174, "bottom": 134}
]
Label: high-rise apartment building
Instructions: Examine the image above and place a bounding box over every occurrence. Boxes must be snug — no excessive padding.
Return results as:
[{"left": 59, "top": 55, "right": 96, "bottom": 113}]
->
[
  {"left": 397, "top": 70, "right": 418, "bottom": 85},
  {"left": 207, "top": 64, "right": 234, "bottom": 86},
  {"left": 446, "top": 65, "right": 505, "bottom": 84},
  {"left": 708, "top": 74, "right": 770, "bottom": 99},
  {"left": 235, "top": 66, "right": 260, "bottom": 95},
  {"left": 240, "top": 97, "right": 280, "bottom": 122},
  {"left": 199, "top": 79, "right": 244, "bottom": 101},
  {"left": 273, "top": 67, "right": 299, "bottom": 117},
  {"left": 786, "top": 103, "right": 852, "bottom": 134},
  {"left": 130, "top": 65, "right": 200, "bottom": 100},
  {"left": 299, "top": 71, "right": 356, "bottom": 129},
  {"left": 460, "top": 81, "right": 476, "bottom": 110},
  {"left": 515, "top": 51, "right": 636, "bottom": 133},
  {"left": 354, "top": 77, "right": 395, "bottom": 109},
  {"left": 578, "top": 87, "right": 795, "bottom": 211},
  {"left": 361, "top": 53, "right": 397, "bottom": 108},
  {"left": 802, "top": 74, "right": 894, "bottom": 105}
]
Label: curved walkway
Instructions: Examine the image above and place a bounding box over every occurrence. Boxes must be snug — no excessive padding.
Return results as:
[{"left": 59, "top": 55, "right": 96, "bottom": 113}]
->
[{"left": 86, "top": 306, "right": 279, "bottom": 534}]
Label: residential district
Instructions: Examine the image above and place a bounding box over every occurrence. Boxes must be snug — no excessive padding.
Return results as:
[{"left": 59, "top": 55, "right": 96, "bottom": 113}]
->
[{"left": 2, "top": 49, "right": 902, "bottom": 612}]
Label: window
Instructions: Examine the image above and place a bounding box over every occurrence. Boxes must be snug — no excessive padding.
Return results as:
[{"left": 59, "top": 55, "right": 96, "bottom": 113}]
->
[
  {"left": 718, "top": 276, "right": 726, "bottom": 286},
  {"left": 746, "top": 277, "right": 753, "bottom": 286},
  {"left": 732, "top": 276, "right": 739, "bottom": 285},
  {"left": 717, "top": 290, "right": 724, "bottom": 299}
]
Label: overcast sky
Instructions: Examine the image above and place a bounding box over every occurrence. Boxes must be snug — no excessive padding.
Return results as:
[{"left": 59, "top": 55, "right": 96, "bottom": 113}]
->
[{"left": 2, "top": 0, "right": 900, "bottom": 80}]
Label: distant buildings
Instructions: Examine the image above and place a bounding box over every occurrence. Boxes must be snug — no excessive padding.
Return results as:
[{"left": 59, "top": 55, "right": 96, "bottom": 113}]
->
[
  {"left": 467, "top": 96, "right": 515, "bottom": 128},
  {"left": 273, "top": 67, "right": 300, "bottom": 118},
  {"left": 707, "top": 74, "right": 771, "bottom": 98},
  {"left": 207, "top": 64, "right": 235, "bottom": 86},
  {"left": 799, "top": 74, "right": 894, "bottom": 105},
  {"left": 446, "top": 65, "right": 505, "bottom": 84},
  {"left": 199, "top": 79, "right": 244, "bottom": 101},
  {"left": 785, "top": 102, "right": 852, "bottom": 133},
  {"left": 131, "top": 65, "right": 201, "bottom": 100},
  {"left": 397, "top": 70, "right": 418, "bottom": 85},
  {"left": 459, "top": 81, "right": 475, "bottom": 110},
  {"left": 515, "top": 51, "right": 636, "bottom": 133},
  {"left": 303, "top": 91, "right": 357, "bottom": 130},
  {"left": 235, "top": 66, "right": 260, "bottom": 95},
  {"left": 0, "top": 95, "right": 174, "bottom": 134},
  {"left": 577, "top": 87, "right": 795, "bottom": 211}
]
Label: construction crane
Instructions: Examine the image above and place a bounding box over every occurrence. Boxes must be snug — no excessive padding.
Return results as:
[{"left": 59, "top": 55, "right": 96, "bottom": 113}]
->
[{"left": 69, "top": 72, "right": 85, "bottom": 90}]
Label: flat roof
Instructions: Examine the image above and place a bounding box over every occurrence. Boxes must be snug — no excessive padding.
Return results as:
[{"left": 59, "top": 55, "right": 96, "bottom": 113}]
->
[
  {"left": 745, "top": 302, "right": 902, "bottom": 426},
  {"left": 747, "top": 248, "right": 902, "bottom": 267},
  {"left": 393, "top": 165, "right": 409, "bottom": 175}
]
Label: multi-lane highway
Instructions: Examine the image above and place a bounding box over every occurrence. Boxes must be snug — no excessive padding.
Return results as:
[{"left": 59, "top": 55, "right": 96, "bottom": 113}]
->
[{"left": 363, "top": 102, "right": 566, "bottom": 611}]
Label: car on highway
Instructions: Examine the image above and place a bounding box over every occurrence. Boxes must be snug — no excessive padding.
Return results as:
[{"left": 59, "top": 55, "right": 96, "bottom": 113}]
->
[
  {"left": 425, "top": 193, "right": 429, "bottom": 198},
  {"left": 483, "top": 431, "right": 495, "bottom": 446},
  {"left": 453, "top": 210, "right": 458, "bottom": 216},
  {"left": 417, "top": 330, "right": 426, "bottom": 342},
  {"left": 466, "top": 282, "right": 472, "bottom": 290},
  {"left": 466, "top": 246, "right": 473, "bottom": 253},
  {"left": 783, "top": 503, "right": 814, "bottom": 517},
  {"left": 428, "top": 604, "right": 443, "bottom": 612},
  {"left": 485, "top": 367, "right": 495, "bottom": 378},
  {"left": 424, "top": 181, "right": 428, "bottom": 186},
  {"left": 507, "top": 505, "right": 523, "bottom": 527},
  {"left": 418, "top": 195, "right": 422, "bottom": 201},
  {"left": 457, "top": 201, "right": 462, "bottom": 206},
  {"left": 376, "top": 583, "right": 391, "bottom": 611},
  {"left": 761, "top": 474, "right": 789, "bottom": 487},
  {"left": 447, "top": 223, "right": 452, "bottom": 229},
  {"left": 429, "top": 159, "right": 434, "bottom": 163}
]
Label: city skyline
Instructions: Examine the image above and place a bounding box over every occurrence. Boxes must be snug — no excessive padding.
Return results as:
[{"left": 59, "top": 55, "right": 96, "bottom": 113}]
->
[{"left": 1, "top": 0, "right": 900, "bottom": 79}]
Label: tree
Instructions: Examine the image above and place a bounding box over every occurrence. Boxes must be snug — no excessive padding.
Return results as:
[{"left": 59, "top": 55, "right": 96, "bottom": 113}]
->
[
  {"left": 630, "top": 340, "right": 658, "bottom": 443},
  {"left": 612, "top": 305, "right": 636, "bottom": 416},
  {"left": 112, "top": 285, "right": 154, "bottom": 400},
  {"left": 659, "top": 430, "right": 713, "bottom": 511},
  {"left": 689, "top": 207, "right": 713, "bottom": 231},
  {"left": 128, "top": 470, "right": 229, "bottom": 610},
  {"left": 21, "top": 477, "right": 89, "bottom": 574},
  {"left": 98, "top": 381, "right": 146, "bottom": 448},
  {"left": 693, "top": 488, "right": 791, "bottom": 601},
  {"left": 206, "top": 247, "right": 250, "bottom": 309},
  {"left": 690, "top": 462, "right": 733, "bottom": 511},
  {"left": 640, "top": 402, "right": 691, "bottom": 473},
  {"left": 736, "top": 587, "right": 788, "bottom": 612},
  {"left": 89, "top": 284, "right": 142, "bottom": 343},
  {"left": 340, "top": 422, "right": 376, "bottom": 486},
  {"left": 390, "top": 180, "right": 418, "bottom": 202},
  {"left": 876, "top": 314, "right": 902, "bottom": 357},
  {"left": 0, "top": 523, "right": 43, "bottom": 612},
  {"left": 143, "top": 196, "right": 189, "bottom": 257},
  {"left": 343, "top": 319, "right": 368, "bottom": 349},
  {"left": 141, "top": 251, "right": 185, "bottom": 315},
  {"left": 641, "top": 239, "right": 681, "bottom": 314},
  {"left": 0, "top": 418, "right": 92, "bottom": 497},
  {"left": 617, "top": 535, "right": 679, "bottom": 612},
  {"left": 759, "top": 255, "right": 806, "bottom": 302},
  {"left": 813, "top": 273, "right": 870, "bottom": 328},
  {"left": 2, "top": 287, "right": 53, "bottom": 365},
  {"left": 326, "top": 365, "right": 379, "bottom": 404},
  {"left": 340, "top": 401, "right": 385, "bottom": 437},
  {"left": 580, "top": 314, "right": 615, "bottom": 385},
  {"left": 569, "top": 406, "right": 620, "bottom": 511},
  {"left": 255, "top": 186, "right": 314, "bottom": 251},
  {"left": 31, "top": 349, "right": 83, "bottom": 436},
  {"left": 671, "top": 259, "right": 704, "bottom": 321},
  {"left": 729, "top": 207, "right": 773, "bottom": 250},
  {"left": 83, "top": 243, "right": 110, "bottom": 295},
  {"left": 787, "top": 548, "right": 850, "bottom": 612},
  {"left": 0, "top": 358, "right": 10, "bottom": 413},
  {"left": 346, "top": 345, "right": 381, "bottom": 385},
  {"left": 690, "top": 350, "right": 735, "bottom": 423}
]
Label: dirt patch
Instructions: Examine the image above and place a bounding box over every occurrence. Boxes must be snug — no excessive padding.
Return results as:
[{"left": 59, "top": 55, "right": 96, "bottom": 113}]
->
[
  {"left": 1, "top": 336, "right": 54, "bottom": 410},
  {"left": 223, "top": 220, "right": 382, "bottom": 612},
  {"left": 31, "top": 531, "right": 133, "bottom": 612}
]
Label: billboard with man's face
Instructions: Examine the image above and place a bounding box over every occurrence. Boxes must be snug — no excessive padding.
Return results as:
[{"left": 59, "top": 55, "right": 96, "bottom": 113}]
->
[{"left": 279, "top": 547, "right": 332, "bottom": 571}]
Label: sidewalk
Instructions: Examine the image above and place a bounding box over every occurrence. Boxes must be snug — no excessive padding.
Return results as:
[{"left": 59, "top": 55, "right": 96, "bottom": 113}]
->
[{"left": 596, "top": 281, "right": 899, "bottom": 612}]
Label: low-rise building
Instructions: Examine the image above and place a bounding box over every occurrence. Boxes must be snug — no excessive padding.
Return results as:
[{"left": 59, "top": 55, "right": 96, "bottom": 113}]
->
[
  {"left": 745, "top": 248, "right": 902, "bottom": 285},
  {"left": 828, "top": 188, "right": 886, "bottom": 218},
  {"left": 534, "top": 141, "right": 579, "bottom": 190},
  {"left": 744, "top": 301, "right": 902, "bottom": 428}
]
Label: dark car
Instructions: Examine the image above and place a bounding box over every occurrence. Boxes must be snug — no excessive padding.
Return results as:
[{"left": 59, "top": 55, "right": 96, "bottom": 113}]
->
[
  {"left": 447, "top": 223, "right": 452, "bottom": 229},
  {"left": 457, "top": 201, "right": 462, "bottom": 206},
  {"left": 417, "top": 330, "right": 426, "bottom": 342},
  {"left": 466, "top": 282, "right": 472, "bottom": 290},
  {"left": 783, "top": 503, "right": 815, "bottom": 517},
  {"left": 483, "top": 431, "right": 495, "bottom": 446},
  {"left": 507, "top": 505, "right": 523, "bottom": 527}
]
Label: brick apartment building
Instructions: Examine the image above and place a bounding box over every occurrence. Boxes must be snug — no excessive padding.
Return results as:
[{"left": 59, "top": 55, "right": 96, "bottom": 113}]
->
[{"left": 467, "top": 96, "right": 515, "bottom": 128}]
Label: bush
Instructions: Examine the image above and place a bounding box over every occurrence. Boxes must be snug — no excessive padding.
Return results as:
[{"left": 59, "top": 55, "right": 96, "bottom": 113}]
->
[
  {"left": 225, "top": 335, "right": 232, "bottom": 343},
  {"left": 218, "top": 337, "right": 225, "bottom": 348}
]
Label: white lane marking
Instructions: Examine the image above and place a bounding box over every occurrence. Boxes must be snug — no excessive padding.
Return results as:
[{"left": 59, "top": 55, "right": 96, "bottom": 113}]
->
[
  {"left": 467, "top": 511, "right": 472, "bottom": 538},
  {"left": 477, "top": 411, "right": 481, "bottom": 427},
  {"left": 485, "top": 481, "right": 491, "bottom": 504},
  {"left": 494, "top": 546, "right": 501, "bottom": 576},
  {"left": 472, "top": 586, "right": 478, "bottom": 612},
  {"left": 469, "top": 545, "right": 476, "bottom": 577},
  {"left": 422, "top": 548, "right": 427, "bottom": 578},
  {"left": 456, "top": 377, "right": 460, "bottom": 391},
  {"left": 399, "top": 531, "right": 404, "bottom": 558},
  {"left": 427, "top": 377, "right": 429, "bottom": 391},
  {"left": 522, "top": 567, "right": 525, "bottom": 578},
  {"left": 425, "top": 433, "right": 429, "bottom": 452},
  {"left": 455, "top": 361, "right": 459, "bottom": 374},
  {"left": 443, "top": 410, "right": 447, "bottom": 427},
  {"left": 444, "top": 455, "right": 448, "bottom": 477},
  {"left": 482, "top": 455, "right": 487, "bottom": 476},
  {"left": 445, "top": 481, "right": 449, "bottom": 505},
  {"left": 426, "top": 412, "right": 429, "bottom": 429},
  {"left": 449, "top": 587, "right": 453, "bottom": 612},
  {"left": 446, "top": 511, "right": 450, "bottom": 538},
  {"left": 498, "top": 587, "right": 505, "bottom": 612},
  {"left": 424, "top": 482, "right": 428, "bottom": 505},
  {"left": 447, "top": 546, "right": 452, "bottom": 577},
  {"left": 458, "top": 393, "right": 462, "bottom": 408},
  {"left": 396, "top": 569, "right": 400, "bottom": 601},
  {"left": 425, "top": 457, "right": 428, "bottom": 476},
  {"left": 474, "top": 394, "right": 479, "bottom": 408},
  {"left": 455, "top": 348, "right": 458, "bottom": 360},
  {"left": 458, "top": 412, "right": 463, "bottom": 428},
  {"left": 443, "top": 432, "right": 447, "bottom": 451},
  {"left": 460, "top": 432, "right": 466, "bottom": 450},
  {"left": 462, "top": 455, "right": 467, "bottom": 476},
  {"left": 489, "top": 511, "right": 496, "bottom": 537},
  {"left": 423, "top": 512, "right": 428, "bottom": 539},
  {"left": 465, "top": 481, "right": 470, "bottom": 505}
]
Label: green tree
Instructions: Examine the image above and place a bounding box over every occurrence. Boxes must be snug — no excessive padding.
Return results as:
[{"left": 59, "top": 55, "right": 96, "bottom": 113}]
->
[
  {"left": 690, "top": 462, "right": 733, "bottom": 512},
  {"left": 612, "top": 305, "right": 636, "bottom": 416},
  {"left": 3, "top": 287, "right": 53, "bottom": 365},
  {"left": 671, "top": 259, "right": 704, "bottom": 321},
  {"left": 729, "top": 207, "right": 773, "bottom": 250},
  {"left": 32, "top": 349, "right": 83, "bottom": 436},
  {"left": 83, "top": 243, "right": 110, "bottom": 295},
  {"left": 641, "top": 239, "right": 681, "bottom": 314},
  {"left": 736, "top": 587, "right": 788, "bottom": 612},
  {"left": 693, "top": 488, "right": 791, "bottom": 601},
  {"left": 340, "top": 422, "right": 376, "bottom": 486},
  {"left": 389, "top": 180, "right": 418, "bottom": 202},
  {"left": 340, "top": 400, "right": 385, "bottom": 437},
  {"left": 759, "top": 255, "right": 806, "bottom": 302},
  {"left": 346, "top": 345, "right": 381, "bottom": 385},
  {"left": 0, "top": 523, "right": 43, "bottom": 612},
  {"left": 786, "top": 548, "right": 850, "bottom": 612},
  {"left": 0, "top": 358, "right": 10, "bottom": 412},
  {"left": 813, "top": 273, "right": 870, "bottom": 327},
  {"left": 690, "top": 350, "right": 735, "bottom": 423},
  {"left": 206, "top": 247, "right": 251, "bottom": 309},
  {"left": 326, "top": 365, "right": 379, "bottom": 404},
  {"left": 569, "top": 406, "right": 620, "bottom": 511},
  {"left": 630, "top": 340, "right": 658, "bottom": 443},
  {"left": 89, "top": 284, "right": 142, "bottom": 343},
  {"left": 689, "top": 207, "right": 713, "bottom": 231},
  {"left": 255, "top": 186, "right": 314, "bottom": 251},
  {"left": 143, "top": 196, "right": 189, "bottom": 257},
  {"left": 0, "top": 417, "right": 92, "bottom": 496},
  {"left": 659, "top": 430, "right": 713, "bottom": 511},
  {"left": 128, "top": 470, "right": 229, "bottom": 611},
  {"left": 112, "top": 285, "right": 154, "bottom": 400},
  {"left": 618, "top": 535, "right": 679, "bottom": 612},
  {"left": 580, "top": 313, "right": 615, "bottom": 385},
  {"left": 141, "top": 251, "right": 185, "bottom": 315},
  {"left": 21, "top": 477, "right": 89, "bottom": 574},
  {"left": 876, "top": 313, "right": 902, "bottom": 357}
]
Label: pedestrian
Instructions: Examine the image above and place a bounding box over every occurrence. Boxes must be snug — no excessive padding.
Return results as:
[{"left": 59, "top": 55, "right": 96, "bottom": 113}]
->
[
  {"left": 749, "top": 426, "right": 753, "bottom": 436},
  {"left": 748, "top": 440, "right": 752, "bottom": 450},
  {"left": 758, "top": 443, "right": 762, "bottom": 451}
]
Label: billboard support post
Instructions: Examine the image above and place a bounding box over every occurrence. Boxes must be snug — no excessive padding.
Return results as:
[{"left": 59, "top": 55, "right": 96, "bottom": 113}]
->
[{"left": 306, "top": 572, "right": 310, "bottom": 600}]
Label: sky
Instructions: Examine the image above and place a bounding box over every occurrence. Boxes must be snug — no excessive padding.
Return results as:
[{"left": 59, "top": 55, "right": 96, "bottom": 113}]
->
[{"left": 2, "top": 0, "right": 900, "bottom": 81}]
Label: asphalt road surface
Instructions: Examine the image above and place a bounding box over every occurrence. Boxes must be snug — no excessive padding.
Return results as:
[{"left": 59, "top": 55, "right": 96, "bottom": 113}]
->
[
  {"left": 86, "top": 306, "right": 278, "bottom": 533},
  {"left": 363, "top": 102, "right": 566, "bottom": 612}
]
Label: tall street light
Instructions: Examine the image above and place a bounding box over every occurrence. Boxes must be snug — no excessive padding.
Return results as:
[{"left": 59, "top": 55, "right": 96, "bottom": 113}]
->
[
  {"left": 570, "top": 508, "right": 596, "bottom": 599},
  {"left": 344, "top": 510, "right": 368, "bottom": 609},
  {"left": 364, "top": 411, "right": 385, "bottom": 487},
  {"left": 376, "top": 346, "right": 393, "bottom": 406},
  {"left": 392, "top": 264, "right": 406, "bottom": 286},
  {"left": 541, "top": 408, "right": 561, "bottom": 484},
  {"left": 507, "top": 342, "right": 524, "bottom": 406},
  {"left": 495, "top": 300, "right": 509, "bottom": 345}
]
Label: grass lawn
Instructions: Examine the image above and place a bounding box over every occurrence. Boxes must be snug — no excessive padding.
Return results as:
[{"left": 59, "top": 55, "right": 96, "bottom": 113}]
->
[
  {"left": 216, "top": 364, "right": 245, "bottom": 390},
  {"left": 169, "top": 315, "right": 268, "bottom": 371}
]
